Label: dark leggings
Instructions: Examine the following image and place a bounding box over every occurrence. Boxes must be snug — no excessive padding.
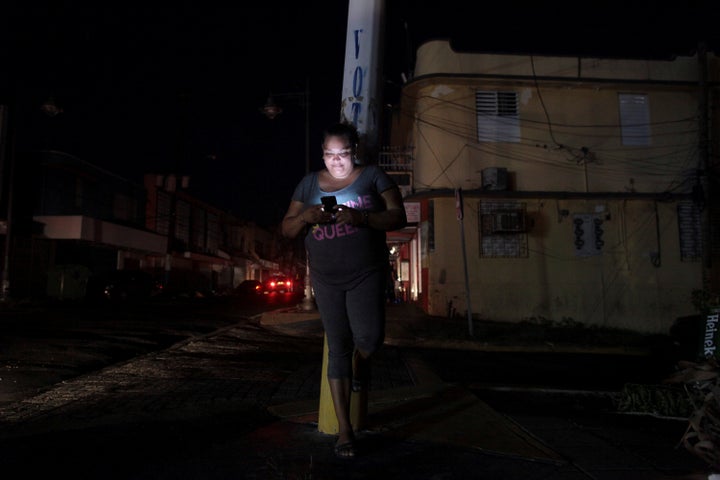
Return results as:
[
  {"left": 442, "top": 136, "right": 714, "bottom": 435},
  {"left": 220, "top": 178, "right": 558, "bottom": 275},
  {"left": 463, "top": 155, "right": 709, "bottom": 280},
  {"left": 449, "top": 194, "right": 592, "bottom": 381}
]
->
[{"left": 312, "top": 269, "right": 386, "bottom": 379}]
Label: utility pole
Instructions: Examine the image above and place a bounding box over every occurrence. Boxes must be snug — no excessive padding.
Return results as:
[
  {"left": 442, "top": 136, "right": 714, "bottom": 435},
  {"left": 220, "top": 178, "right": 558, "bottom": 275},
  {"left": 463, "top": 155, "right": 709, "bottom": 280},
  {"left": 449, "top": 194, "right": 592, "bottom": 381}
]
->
[
  {"left": 339, "top": 0, "right": 385, "bottom": 165},
  {"left": 456, "top": 188, "right": 473, "bottom": 336},
  {"left": 318, "top": 0, "right": 386, "bottom": 435}
]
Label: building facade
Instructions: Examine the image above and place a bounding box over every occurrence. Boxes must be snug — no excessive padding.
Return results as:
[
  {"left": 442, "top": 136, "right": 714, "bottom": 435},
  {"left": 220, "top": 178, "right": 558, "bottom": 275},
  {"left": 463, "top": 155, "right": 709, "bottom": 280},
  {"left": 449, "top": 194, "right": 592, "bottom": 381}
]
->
[
  {"left": 1, "top": 150, "right": 285, "bottom": 300},
  {"left": 389, "top": 40, "right": 719, "bottom": 333}
]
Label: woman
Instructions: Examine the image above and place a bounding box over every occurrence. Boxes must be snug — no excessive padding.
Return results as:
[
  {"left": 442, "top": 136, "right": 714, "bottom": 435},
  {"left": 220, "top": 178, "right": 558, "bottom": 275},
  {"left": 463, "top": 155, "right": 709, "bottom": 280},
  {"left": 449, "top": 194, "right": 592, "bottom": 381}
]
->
[{"left": 281, "top": 122, "right": 407, "bottom": 458}]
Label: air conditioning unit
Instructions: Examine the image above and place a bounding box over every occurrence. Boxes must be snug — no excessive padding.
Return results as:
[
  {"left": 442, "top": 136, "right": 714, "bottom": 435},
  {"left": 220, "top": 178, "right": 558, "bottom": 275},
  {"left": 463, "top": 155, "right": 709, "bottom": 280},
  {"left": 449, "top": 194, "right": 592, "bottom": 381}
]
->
[
  {"left": 481, "top": 167, "right": 508, "bottom": 191},
  {"left": 481, "top": 210, "right": 526, "bottom": 234}
]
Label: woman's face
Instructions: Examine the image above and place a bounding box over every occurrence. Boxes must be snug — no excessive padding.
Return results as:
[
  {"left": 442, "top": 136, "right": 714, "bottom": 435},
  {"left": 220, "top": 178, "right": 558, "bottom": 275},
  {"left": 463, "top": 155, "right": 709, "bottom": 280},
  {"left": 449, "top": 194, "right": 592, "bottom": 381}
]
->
[{"left": 322, "top": 135, "right": 354, "bottom": 179}]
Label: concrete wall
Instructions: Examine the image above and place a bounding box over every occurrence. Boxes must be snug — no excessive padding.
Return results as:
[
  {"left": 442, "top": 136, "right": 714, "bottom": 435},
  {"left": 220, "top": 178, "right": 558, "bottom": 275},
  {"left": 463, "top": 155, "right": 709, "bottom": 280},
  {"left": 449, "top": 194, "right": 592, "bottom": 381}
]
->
[{"left": 398, "top": 40, "right": 717, "bottom": 333}]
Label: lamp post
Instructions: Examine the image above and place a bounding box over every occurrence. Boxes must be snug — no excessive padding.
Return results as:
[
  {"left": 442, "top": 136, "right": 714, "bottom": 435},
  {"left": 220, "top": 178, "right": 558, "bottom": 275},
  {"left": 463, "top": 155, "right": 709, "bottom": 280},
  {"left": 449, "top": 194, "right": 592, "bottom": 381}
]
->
[
  {"left": 261, "top": 78, "right": 314, "bottom": 311},
  {"left": 0, "top": 97, "right": 61, "bottom": 301},
  {"left": 0, "top": 103, "right": 12, "bottom": 301}
]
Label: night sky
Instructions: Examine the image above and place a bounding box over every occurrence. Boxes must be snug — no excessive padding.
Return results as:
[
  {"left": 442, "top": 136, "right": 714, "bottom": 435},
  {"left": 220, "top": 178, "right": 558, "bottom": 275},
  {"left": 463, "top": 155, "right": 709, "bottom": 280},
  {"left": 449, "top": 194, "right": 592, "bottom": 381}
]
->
[{"left": 2, "top": 1, "right": 717, "bottom": 227}]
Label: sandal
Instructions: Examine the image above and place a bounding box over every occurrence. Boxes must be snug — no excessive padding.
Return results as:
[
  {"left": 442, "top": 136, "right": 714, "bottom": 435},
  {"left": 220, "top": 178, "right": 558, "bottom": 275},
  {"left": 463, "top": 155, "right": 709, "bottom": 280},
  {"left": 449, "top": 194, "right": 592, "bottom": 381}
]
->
[{"left": 334, "top": 440, "right": 357, "bottom": 458}]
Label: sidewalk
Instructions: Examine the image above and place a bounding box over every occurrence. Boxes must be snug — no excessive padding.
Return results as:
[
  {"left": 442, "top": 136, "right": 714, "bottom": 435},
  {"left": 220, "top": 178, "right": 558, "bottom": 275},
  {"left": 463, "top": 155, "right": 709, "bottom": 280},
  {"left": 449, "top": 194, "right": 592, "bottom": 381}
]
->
[
  {"left": 262, "top": 300, "right": 671, "bottom": 354},
  {"left": 0, "top": 300, "right": 712, "bottom": 479},
  {"left": 258, "top": 302, "right": 711, "bottom": 479},
  {"left": 261, "top": 303, "right": 561, "bottom": 462}
]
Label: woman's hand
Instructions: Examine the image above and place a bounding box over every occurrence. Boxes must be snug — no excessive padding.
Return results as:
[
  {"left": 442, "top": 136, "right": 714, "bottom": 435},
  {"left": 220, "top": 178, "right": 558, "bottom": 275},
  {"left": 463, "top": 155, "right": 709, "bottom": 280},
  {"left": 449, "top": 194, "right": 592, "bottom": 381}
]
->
[
  {"left": 303, "top": 204, "right": 335, "bottom": 225},
  {"left": 333, "top": 205, "right": 362, "bottom": 227},
  {"left": 333, "top": 186, "right": 407, "bottom": 230}
]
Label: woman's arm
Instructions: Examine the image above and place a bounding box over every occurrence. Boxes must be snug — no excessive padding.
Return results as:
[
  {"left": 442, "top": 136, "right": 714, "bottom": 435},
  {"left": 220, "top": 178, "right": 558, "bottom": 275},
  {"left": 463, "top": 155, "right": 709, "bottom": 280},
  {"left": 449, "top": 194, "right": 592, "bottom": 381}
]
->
[
  {"left": 281, "top": 200, "right": 333, "bottom": 238},
  {"left": 370, "top": 186, "right": 407, "bottom": 231},
  {"left": 281, "top": 200, "right": 310, "bottom": 239}
]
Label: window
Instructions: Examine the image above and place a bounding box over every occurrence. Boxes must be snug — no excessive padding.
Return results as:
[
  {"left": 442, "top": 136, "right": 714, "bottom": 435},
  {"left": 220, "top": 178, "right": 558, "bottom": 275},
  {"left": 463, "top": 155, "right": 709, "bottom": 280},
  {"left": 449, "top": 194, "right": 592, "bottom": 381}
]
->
[
  {"left": 481, "top": 210, "right": 526, "bottom": 234},
  {"left": 156, "top": 191, "right": 171, "bottom": 235},
  {"left": 175, "top": 200, "right": 191, "bottom": 247},
  {"left": 678, "top": 201, "right": 702, "bottom": 261},
  {"left": 572, "top": 214, "right": 605, "bottom": 257},
  {"left": 476, "top": 91, "right": 520, "bottom": 143},
  {"left": 191, "top": 205, "right": 206, "bottom": 250},
  {"left": 113, "top": 193, "right": 137, "bottom": 222},
  {"left": 479, "top": 202, "right": 528, "bottom": 258},
  {"left": 206, "top": 212, "right": 219, "bottom": 254},
  {"left": 619, "top": 93, "right": 650, "bottom": 146}
]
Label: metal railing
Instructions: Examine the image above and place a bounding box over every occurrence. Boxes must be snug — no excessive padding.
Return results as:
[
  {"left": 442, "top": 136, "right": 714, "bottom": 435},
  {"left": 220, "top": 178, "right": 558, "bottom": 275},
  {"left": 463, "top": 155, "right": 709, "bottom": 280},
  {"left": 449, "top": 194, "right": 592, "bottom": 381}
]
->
[
  {"left": 379, "top": 146, "right": 414, "bottom": 198},
  {"left": 378, "top": 145, "right": 413, "bottom": 172}
]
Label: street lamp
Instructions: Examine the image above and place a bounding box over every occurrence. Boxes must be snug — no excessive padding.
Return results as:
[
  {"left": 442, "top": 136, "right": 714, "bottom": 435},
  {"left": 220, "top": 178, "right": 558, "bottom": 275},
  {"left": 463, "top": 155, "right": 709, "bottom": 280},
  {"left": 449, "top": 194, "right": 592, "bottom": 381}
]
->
[
  {"left": 0, "top": 97, "right": 63, "bottom": 301},
  {"left": 261, "top": 78, "right": 314, "bottom": 311},
  {"left": 40, "top": 97, "right": 63, "bottom": 118}
]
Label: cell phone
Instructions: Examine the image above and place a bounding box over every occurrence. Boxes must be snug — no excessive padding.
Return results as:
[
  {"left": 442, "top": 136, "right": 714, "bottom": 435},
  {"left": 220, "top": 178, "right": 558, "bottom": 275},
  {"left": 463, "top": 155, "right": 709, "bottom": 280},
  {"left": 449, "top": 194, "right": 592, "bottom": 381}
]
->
[{"left": 321, "top": 196, "right": 337, "bottom": 211}]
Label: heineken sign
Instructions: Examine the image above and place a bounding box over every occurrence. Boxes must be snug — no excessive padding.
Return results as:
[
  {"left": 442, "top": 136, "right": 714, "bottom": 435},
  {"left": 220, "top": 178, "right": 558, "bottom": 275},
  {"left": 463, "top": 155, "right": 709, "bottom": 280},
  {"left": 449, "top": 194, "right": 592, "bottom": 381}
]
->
[{"left": 701, "top": 308, "right": 720, "bottom": 358}]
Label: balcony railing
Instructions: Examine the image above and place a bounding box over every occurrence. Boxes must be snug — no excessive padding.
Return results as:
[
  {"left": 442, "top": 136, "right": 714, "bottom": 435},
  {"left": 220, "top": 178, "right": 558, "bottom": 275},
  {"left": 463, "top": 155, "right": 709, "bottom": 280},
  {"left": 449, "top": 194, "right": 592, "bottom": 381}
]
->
[
  {"left": 378, "top": 145, "right": 413, "bottom": 172},
  {"left": 379, "top": 146, "right": 414, "bottom": 198}
]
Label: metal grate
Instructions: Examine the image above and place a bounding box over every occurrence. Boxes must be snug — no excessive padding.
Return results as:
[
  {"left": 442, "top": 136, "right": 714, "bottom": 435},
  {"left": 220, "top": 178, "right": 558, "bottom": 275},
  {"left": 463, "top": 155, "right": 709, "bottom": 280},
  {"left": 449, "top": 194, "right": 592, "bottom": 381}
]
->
[{"left": 479, "top": 201, "right": 528, "bottom": 258}]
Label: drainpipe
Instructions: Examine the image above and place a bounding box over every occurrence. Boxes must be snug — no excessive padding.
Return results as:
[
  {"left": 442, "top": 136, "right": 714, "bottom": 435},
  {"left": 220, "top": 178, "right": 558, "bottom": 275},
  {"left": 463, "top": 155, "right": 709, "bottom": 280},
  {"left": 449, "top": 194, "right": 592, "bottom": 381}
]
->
[{"left": 697, "top": 42, "right": 713, "bottom": 293}]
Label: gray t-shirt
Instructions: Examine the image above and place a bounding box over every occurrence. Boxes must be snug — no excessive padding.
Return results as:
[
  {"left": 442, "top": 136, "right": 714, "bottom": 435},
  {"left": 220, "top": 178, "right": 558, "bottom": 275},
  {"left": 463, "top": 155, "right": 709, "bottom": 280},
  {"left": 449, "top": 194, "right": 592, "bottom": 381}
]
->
[{"left": 291, "top": 165, "right": 396, "bottom": 285}]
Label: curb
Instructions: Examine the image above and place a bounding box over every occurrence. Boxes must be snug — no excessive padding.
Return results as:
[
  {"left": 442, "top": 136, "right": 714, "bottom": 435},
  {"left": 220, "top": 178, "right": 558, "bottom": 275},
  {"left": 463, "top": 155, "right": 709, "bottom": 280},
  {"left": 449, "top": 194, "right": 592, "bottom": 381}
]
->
[
  {"left": 260, "top": 307, "right": 656, "bottom": 356},
  {"left": 260, "top": 308, "right": 320, "bottom": 326}
]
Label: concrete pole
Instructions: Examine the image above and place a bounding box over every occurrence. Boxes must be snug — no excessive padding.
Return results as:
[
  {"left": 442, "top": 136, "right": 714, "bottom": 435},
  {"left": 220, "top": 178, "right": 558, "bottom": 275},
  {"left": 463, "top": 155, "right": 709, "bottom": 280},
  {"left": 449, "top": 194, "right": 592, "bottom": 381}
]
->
[
  {"left": 317, "top": 335, "right": 368, "bottom": 434},
  {"left": 318, "top": 0, "right": 385, "bottom": 435},
  {"left": 339, "top": 0, "right": 385, "bottom": 164}
]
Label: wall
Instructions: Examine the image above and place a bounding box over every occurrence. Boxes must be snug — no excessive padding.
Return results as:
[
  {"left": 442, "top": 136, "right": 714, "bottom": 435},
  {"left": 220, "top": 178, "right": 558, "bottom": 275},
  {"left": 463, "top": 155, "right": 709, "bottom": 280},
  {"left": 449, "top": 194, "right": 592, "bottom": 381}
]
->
[{"left": 398, "top": 40, "right": 717, "bottom": 333}]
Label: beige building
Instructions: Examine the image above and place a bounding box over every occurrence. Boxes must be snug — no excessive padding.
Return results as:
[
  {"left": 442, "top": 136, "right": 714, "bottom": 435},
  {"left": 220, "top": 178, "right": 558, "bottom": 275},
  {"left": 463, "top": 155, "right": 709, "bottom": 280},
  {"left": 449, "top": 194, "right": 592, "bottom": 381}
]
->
[{"left": 390, "top": 40, "right": 719, "bottom": 333}]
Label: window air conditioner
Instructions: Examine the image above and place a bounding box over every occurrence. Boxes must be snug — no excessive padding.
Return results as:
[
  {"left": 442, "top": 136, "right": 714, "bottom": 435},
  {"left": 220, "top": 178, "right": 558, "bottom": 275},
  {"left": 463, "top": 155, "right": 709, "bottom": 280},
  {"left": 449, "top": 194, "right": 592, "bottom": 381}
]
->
[{"left": 481, "top": 210, "right": 526, "bottom": 234}]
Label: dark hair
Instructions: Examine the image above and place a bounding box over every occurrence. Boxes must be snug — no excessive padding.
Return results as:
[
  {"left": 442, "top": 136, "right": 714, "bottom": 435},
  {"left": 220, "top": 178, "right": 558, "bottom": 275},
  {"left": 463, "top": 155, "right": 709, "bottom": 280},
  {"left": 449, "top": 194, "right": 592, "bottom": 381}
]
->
[{"left": 321, "top": 122, "right": 358, "bottom": 152}]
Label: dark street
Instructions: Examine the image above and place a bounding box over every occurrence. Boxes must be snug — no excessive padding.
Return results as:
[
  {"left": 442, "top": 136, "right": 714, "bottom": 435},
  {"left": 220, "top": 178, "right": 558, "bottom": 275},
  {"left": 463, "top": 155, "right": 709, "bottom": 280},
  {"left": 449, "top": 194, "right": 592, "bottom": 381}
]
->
[
  {"left": 0, "top": 293, "right": 300, "bottom": 406},
  {"left": 0, "top": 299, "right": 711, "bottom": 478}
]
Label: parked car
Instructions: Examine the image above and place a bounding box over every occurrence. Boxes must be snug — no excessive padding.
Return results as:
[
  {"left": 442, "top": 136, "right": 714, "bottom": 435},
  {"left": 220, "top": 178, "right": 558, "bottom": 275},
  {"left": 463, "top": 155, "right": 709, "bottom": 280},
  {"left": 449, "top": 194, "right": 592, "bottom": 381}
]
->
[
  {"left": 86, "top": 270, "right": 163, "bottom": 302},
  {"left": 263, "top": 275, "right": 294, "bottom": 294},
  {"left": 234, "top": 280, "right": 263, "bottom": 296}
]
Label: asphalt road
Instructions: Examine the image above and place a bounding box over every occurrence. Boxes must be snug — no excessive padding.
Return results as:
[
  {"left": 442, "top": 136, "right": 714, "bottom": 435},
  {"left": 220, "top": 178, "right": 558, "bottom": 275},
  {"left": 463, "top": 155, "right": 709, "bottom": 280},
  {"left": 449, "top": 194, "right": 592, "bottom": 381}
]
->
[
  {"left": 0, "top": 292, "right": 302, "bottom": 406},
  {"left": 0, "top": 295, "right": 708, "bottom": 479},
  {"left": 1, "top": 292, "right": 685, "bottom": 412}
]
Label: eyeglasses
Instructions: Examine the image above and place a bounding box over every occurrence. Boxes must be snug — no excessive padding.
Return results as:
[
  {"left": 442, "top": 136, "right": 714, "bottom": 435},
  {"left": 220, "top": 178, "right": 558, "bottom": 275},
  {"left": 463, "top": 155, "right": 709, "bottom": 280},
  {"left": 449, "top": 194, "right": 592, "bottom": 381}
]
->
[{"left": 323, "top": 149, "right": 352, "bottom": 159}]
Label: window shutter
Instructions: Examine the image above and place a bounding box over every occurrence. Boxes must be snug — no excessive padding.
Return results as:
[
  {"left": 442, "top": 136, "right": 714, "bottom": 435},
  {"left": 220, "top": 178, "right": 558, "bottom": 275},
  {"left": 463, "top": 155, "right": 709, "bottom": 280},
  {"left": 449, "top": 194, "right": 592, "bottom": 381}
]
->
[
  {"left": 619, "top": 93, "right": 650, "bottom": 146},
  {"left": 476, "top": 91, "right": 520, "bottom": 143}
]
